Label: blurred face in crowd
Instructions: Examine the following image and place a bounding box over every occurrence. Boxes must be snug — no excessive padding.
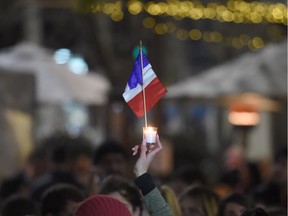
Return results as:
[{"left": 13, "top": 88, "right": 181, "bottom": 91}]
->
[
  {"left": 97, "top": 153, "right": 128, "bottom": 177},
  {"left": 72, "top": 154, "right": 93, "bottom": 186},
  {"left": 180, "top": 196, "right": 204, "bottom": 216},
  {"left": 179, "top": 186, "right": 219, "bottom": 216},
  {"left": 223, "top": 203, "right": 247, "bottom": 216}
]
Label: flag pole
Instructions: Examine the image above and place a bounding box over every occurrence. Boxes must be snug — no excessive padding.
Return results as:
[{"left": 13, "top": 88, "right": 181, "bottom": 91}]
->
[{"left": 140, "top": 40, "right": 148, "bottom": 129}]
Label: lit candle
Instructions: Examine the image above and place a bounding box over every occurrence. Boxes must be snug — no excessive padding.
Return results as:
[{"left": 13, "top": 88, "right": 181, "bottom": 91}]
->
[{"left": 143, "top": 127, "right": 158, "bottom": 144}]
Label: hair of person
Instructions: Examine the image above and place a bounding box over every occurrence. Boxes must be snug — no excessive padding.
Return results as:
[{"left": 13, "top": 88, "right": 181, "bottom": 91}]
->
[
  {"left": 179, "top": 185, "right": 220, "bottom": 216},
  {"left": 171, "top": 165, "right": 206, "bottom": 185},
  {"left": 98, "top": 175, "right": 143, "bottom": 213},
  {"left": 74, "top": 194, "right": 131, "bottom": 216},
  {"left": 0, "top": 174, "right": 28, "bottom": 200},
  {"left": 161, "top": 185, "right": 182, "bottom": 216},
  {"left": 1, "top": 195, "right": 39, "bottom": 216},
  {"left": 241, "top": 208, "right": 270, "bottom": 216},
  {"left": 93, "top": 139, "right": 128, "bottom": 165},
  {"left": 40, "top": 183, "right": 84, "bottom": 216},
  {"left": 218, "top": 193, "right": 251, "bottom": 216},
  {"left": 27, "top": 144, "right": 48, "bottom": 163},
  {"left": 41, "top": 133, "right": 93, "bottom": 164}
]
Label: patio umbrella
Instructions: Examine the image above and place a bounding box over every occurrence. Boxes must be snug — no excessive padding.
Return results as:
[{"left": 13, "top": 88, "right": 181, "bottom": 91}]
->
[
  {"left": 166, "top": 40, "right": 287, "bottom": 99},
  {"left": 0, "top": 42, "right": 111, "bottom": 105}
]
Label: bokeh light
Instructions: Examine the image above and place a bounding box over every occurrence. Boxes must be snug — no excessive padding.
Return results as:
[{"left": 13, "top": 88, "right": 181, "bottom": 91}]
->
[
  {"left": 68, "top": 55, "right": 88, "bottom": 75},
  {"left": 54, "top": 49, "right": 71, "bottom": 64}
]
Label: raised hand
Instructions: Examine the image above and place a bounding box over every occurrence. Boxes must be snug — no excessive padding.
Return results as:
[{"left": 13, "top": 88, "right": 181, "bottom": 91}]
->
[{"left": 133, "top": 135, "right": 163, "bottom": 177}]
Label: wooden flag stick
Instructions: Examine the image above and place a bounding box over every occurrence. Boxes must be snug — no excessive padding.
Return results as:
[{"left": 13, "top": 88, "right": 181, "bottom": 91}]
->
[{"left": 140, "top": 40, "right": 148, "bottom": 129}]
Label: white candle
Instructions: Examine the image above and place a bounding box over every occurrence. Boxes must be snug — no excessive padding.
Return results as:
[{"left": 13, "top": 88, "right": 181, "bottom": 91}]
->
[{"left": 143, "top": 127, "right": 157, "bottom": 144}]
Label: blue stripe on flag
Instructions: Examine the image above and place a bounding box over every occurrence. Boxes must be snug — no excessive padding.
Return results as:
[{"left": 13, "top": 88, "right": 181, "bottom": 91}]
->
[{"left": 128, "top": 51, "right": 149, "bottom": 89}]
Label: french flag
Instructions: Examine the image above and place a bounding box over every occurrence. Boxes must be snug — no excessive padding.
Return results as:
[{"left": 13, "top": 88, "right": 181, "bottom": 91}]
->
[{"left": 123, "top": 51, "right": 167, "bottom": 118}]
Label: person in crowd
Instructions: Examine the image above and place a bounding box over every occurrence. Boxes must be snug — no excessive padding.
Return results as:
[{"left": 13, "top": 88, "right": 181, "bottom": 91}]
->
[
  {"left": 178, "top": 185, "right": 220, "bottom": 216},
  {"left": 0, "top": 144, "right": 49, "bottom": 202},
  {"left": 93, "top": 139, "right": 131, "bottom": 180},
  {"left": 98, "top": 175, "right": 143, "bottom": 216},
  {"left": 0, "top": 173, "right": 30, "bottom": 202},
  {"left": 215, "top": 147, "right": 262, "bottom": 197},
  {"left": 132, "top": 135, "right": 173, "bottom": 216},
  {"left": 239, "top": 162, "right": 262, "bottom": 194},
  {"left": 31, "top": 133, "right": 93, "bottom": 201},
  {"left": 161, "top": 185, "right": 182, "bottom": 216},
  {"left": 241, "top": 208, "right": 270, "bottom": 216},
  {"left": 40, "top": 183, "right": 84, "bottom": 216},
  {"left": 218, "top": 193, "right": 251, "bottom": 216},
  {"left": 167, "top": 166, "right": 206, "bottom": 196},
  {"left": 1, "top": 195, "right": 39, "bottom": 216},
  {"left": 68, "top": 138, "right": 94, "bottom": 189},
  {"left": 252, "top": 146, "right": 287, "bottom": 210},
  {"left": 25, "top": 143, "right": 51, "bottom": 181},
  {"left": 88, "top": 139, "right": 132, "bottom": 195}
]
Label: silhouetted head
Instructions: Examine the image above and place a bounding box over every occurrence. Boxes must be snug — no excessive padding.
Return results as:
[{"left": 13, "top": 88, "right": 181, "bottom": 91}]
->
[
  {"left": 1, "top": 195, "right": 39, "bottom": 216},
  {"left": 168, "top": 166, "right": 206, "bottom": 196},
  {"left": 41, "top": 133, "right": 93, "bottom": 171},
  {"left": 241, "top": 208, "right": 269, "bottom": 216},
  {"left": 93, "top": 139, "right": 129, "bottom": 178},
  {"left": 218, "top": 193, "right": 251, "bottom": 216},
  {"left": 41, "top": 183, "right": 84, "bottom": 216},
  {"left": 99, "top": 175, "right": 142, "bottom": 216},
  {"left": 179, "top": 185, "right": 219, "bottom": 216}
]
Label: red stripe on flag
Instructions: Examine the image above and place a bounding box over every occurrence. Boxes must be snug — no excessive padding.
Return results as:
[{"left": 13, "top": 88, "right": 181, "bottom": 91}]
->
[{"left": 127, "top": 77, "right": 167, "bottom": 118}]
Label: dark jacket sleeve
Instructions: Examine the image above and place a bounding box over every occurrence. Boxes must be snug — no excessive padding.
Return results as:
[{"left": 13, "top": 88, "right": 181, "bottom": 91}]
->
[{"left": 135, "top": 173, "right": 174, "bottom": 216}]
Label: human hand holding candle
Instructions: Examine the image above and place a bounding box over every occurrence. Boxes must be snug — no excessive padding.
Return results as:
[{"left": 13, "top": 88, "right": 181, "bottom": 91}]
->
[
  {"left": 133, "top": 135, "right": 163, "bottom": 177},
  {"left": 131, "top": 127, "right": 158, "bottom": 155}
]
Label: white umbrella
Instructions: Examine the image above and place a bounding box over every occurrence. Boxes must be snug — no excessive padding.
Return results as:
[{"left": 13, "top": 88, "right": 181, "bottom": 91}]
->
[
  {"left": 0, "top": 42, "right": 111, "bottom": 105},
  {"left": 166, "top": 41, "right": 287, "bottom": 99}
]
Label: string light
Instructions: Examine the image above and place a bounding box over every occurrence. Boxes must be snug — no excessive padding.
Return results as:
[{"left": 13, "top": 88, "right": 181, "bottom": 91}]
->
[
  {"left": 92, "top": 0, "right": 123, "bottom": 21},
  {"left": 143, "top": 0, "right": 287, "bottom": 25},
  {"left": 128, "top": 1, "right": 143, "bottom": 15},
  {"left": 142, "top": 17, "right": 271, "bottom": 50},
  {"left": 88, "top": 0, "right": 287, "bottom": 48},
  {"left": 90, "top": 0, "right": 287, "bottom": 25}
]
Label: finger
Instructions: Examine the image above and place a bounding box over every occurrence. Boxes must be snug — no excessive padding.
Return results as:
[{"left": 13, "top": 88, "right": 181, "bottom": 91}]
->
[
  {"left": 147, "top": 145, "right": 162, "bottom": 159},
  {"left": 155, "top": 134, "right": 163, "bottom": 149},
  {"left": 149, "top": 135, "right": 162, "bottom": 154},
  {"left": 146, "top": 135, "right": 162, "bottom": 159},
  {"left": 131, "top": 145, "right": 139, "bottom": 156},
  {"left": 139, "top": 139, "right": 147, "bottom": 159}
]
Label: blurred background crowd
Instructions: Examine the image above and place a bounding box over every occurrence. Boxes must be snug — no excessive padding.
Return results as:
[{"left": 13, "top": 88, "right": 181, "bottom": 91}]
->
[{"left": 0, "top": 0, "right": 286, "bottom": 215}]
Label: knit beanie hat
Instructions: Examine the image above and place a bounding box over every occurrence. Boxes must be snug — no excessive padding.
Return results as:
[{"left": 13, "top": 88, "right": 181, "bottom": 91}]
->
[{"left": 74, "top": 194, "right": 131, "bottom": 216}]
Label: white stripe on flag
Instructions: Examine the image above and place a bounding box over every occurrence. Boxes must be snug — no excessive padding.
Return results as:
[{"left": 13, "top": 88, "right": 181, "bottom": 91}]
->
[{"left": 123, "top": 64, "right": 156, "bottom": 102}]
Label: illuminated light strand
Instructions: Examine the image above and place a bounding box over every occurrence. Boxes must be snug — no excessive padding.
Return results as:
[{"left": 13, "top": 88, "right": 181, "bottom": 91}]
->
[
  {"left": 91, "top": 0, "right": 124, "bottom": 22},
  {"left": 88, "top": 1, "right": 286, "bottom": 49},
  {"left": 142, "top": 17, "right": 285, "bottom": 50},
  {"left": 90, "top": 0, "right": 287, "bottom": 25},
  {"left": 143, "top": 0, "right": 287, "bottom": 25}
]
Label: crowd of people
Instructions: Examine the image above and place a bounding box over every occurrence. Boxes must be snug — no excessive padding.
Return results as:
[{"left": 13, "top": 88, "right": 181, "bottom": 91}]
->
[{"left": 0, "top": 132, "right": 286, "bottom": 216}]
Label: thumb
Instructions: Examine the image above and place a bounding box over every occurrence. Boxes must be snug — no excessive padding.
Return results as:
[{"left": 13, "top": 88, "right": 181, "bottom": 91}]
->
[{"left": 139, "top": 139, "right": 147, "bottom": 159}]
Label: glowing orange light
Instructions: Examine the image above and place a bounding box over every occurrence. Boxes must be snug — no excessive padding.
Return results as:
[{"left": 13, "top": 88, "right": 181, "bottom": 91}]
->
[{"left": 228, "top": 103, "right": 259, "bottom": 126}]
